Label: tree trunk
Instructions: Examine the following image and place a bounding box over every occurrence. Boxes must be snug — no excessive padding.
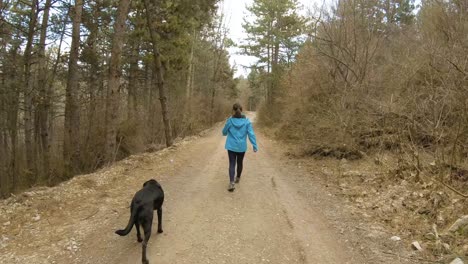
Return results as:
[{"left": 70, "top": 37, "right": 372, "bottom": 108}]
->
[
  {"left": 143, "top": 0, "right": 173, "bottom": 147},
  {"left": 266, "top": 41, "right": 271, "bottom": 103},
  {"left": 105, "top": 0, "right": 132, "bottom": 162},
  {"left": 148, "top": 63, "right": 156, "bottom": 141},
  {"left": 84, "top": 3, "right": 101, "bottom": 166},
  {"left": 23, "top": 0, "right": 39, "bottom": 184},
  {"left": 46, "top": 15, "right": 66, "bottom": 183},
  {"left": 127, "top": 40, "right": 139, "bottom": 121},
  {"left": 210, "top": 86, "right": 216, "bottom": 124},
  {"left": 184, "top": 32, "right": 196, "bottom": 130},
  {"left": 0, "top": 63, "right": 7, "bottom": 197},
  {"left": 36, "top": 0, "right": 52, "bottom": 183},
  {"left": 64, "top": 0, "right": 83, "bottom": 175},
  {"left": 210, "top": 21, "right": 227, "bottom": 124},
  {"left": 209, "top": 48, "right": 220, "bottom": 124},
  {"left": 186, "top": 32, "right": 195, "bottom": 100},
  {"left": 271, "top": 41, "right": 280, "bottom": 100},
  {"left": 144, "top": 60, "right": 153, "bottom": 128},
  {"left": 7, "top": 45, "right": 20, "bottom": 194}
]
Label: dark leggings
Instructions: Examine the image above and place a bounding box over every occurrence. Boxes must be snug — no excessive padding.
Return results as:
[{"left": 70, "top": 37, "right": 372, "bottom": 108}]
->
[{"left": 228, "top": 150, "right": 245, "bottom": 182}]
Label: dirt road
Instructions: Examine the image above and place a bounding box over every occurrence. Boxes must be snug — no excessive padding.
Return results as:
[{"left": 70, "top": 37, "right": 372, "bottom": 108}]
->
[{"left": 1, "top": 113, "right": 409, "bottom": 264}]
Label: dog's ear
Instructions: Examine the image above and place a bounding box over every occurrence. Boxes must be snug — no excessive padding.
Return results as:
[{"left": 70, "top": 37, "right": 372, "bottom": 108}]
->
[
  {"left": 143, "top": 179, "right": 158, "bottom": 187},
  {"left": 153, "top": 180, "right": 161, "bottom": 188}
]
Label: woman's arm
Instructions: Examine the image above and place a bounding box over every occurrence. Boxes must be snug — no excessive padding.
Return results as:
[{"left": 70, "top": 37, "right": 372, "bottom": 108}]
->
[
  {"left": 222, "top": 118, "right": 231, "bottom": 136},
  {"left": 247, "top": 121, "right": 258, "bottom": 151}
]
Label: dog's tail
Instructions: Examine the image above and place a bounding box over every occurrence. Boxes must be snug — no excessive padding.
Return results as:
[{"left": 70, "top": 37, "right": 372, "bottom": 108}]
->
[{"left": 115, "top": 203, "right": 138, "bottom": 236}]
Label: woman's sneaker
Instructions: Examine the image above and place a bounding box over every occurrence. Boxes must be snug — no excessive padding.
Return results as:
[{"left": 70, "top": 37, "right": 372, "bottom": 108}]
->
[
  {"left": 235, "top": 177, "right": 241, "bottom": 183},
  {"left": 228, "top": 182, "right": 235, "bottom": 192}
]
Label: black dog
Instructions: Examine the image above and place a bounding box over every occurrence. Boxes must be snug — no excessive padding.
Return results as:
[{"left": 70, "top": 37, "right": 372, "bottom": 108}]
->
[{"left": 115, "top": 179, "right": 164, "bottom": 264}]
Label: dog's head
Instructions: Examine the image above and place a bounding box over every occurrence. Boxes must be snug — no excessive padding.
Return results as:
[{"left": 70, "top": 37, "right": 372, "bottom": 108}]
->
[{"left": 143, "top": 179, "right": 160, "bottom": 188}]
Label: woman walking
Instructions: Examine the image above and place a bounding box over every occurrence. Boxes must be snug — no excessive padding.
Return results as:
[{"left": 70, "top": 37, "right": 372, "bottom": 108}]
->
[{"left": 222, "top": 103, "right": 258, "bottom": 192}]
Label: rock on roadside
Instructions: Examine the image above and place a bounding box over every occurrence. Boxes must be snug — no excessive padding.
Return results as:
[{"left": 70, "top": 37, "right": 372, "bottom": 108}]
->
[{"left": 449, "top": 257, "right": 464, "bottom": 264}]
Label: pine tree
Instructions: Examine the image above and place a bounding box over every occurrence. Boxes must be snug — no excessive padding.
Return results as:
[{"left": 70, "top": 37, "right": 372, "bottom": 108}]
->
[{"left": 241, "top": 0, "right": 306, "bottom": 103}]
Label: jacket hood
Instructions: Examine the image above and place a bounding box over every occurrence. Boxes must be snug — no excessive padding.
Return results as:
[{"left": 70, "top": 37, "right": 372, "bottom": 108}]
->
[{"left": 230, "top": 117, "right": 249, "bottom": 128}]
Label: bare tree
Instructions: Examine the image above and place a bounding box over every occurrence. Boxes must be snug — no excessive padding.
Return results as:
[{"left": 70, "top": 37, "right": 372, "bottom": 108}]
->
[
  {"left": 105, "top": 0, "right": 132, "bottom": 162},
  {"left": 23, "top": 0, "right": 39, "bottom": 183},
  {"left": 0, "top": 0, "right": 233, "bottom": 197},
  {"left": 210, "top": 14, "right": 229, "bottom": 124},
  {"left": 36, "top": 0, "right": 52, "bottom": 182},
  {"left": 143, "top": 0, "right": 173, "bottom": 147},
  {"left": 64, "top": 0, "right": 83, "bottom": 175}
]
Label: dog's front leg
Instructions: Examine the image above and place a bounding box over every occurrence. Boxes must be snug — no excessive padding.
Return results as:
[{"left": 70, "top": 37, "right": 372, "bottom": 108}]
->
[{"left": 157, "top": 208, "right": 163, "bottom": 233}]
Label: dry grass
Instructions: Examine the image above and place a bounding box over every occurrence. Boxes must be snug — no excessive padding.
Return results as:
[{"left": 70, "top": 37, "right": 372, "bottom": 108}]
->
[{"left": 258, "top": 0, "right": 468, "bottom": 260}]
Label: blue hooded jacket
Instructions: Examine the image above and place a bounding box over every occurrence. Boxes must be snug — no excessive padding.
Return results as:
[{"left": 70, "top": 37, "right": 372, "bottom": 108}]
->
[{"left": 222, "top": 116, "right": 258, "bottom": 153}]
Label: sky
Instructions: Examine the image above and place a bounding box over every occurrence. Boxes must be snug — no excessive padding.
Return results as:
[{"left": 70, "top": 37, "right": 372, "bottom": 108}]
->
[
  {"left": 221, "top": 0, "right": 422, "bottom": 77},
  {"left": 220, "top": 0, "right": 325, "bottom": 77}
]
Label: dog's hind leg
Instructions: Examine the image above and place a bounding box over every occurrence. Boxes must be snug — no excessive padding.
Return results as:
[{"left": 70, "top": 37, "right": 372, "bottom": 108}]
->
[
  {"left": 157, "top": 208, "right": 163, "bottom": 233},
  {"left": 135, "top": 220, "right": 143, "bottom": 242},
  {"left": 141, "top": 223, "right": 152, "bottom": 264}
]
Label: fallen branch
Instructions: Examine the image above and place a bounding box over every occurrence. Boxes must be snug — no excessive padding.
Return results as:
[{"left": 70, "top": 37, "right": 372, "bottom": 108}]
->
[
  {"left": 81, "top": 209, "right": 99, "bottom": 221},
  {"left": 382, "top": 251, "right": 440, "bottom": 263},
  {"left": 433, "top": 178, "right": 468, "bottom": 198},
  {"left": 413, "top": 166, "right": 468, "bottom": 198}
]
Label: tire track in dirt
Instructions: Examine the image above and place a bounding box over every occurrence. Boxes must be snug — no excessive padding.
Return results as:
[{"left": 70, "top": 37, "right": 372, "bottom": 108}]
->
[{"left": 1, "top": 113, "right": 370, "bottom": 264}]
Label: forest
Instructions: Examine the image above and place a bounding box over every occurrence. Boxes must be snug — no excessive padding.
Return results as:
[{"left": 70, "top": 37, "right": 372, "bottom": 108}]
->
[
  {"left": 0, "top": 0, "right": 467, "bottom": 261},
  {"left": 0, "top": 0, "right": 238, "bottom": 197},
  {"left": 243, "top": 0, "right": 468, "bottom": 257},
  {"left": 246, "top": 0, "right": 467, "bottom": 192}
]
